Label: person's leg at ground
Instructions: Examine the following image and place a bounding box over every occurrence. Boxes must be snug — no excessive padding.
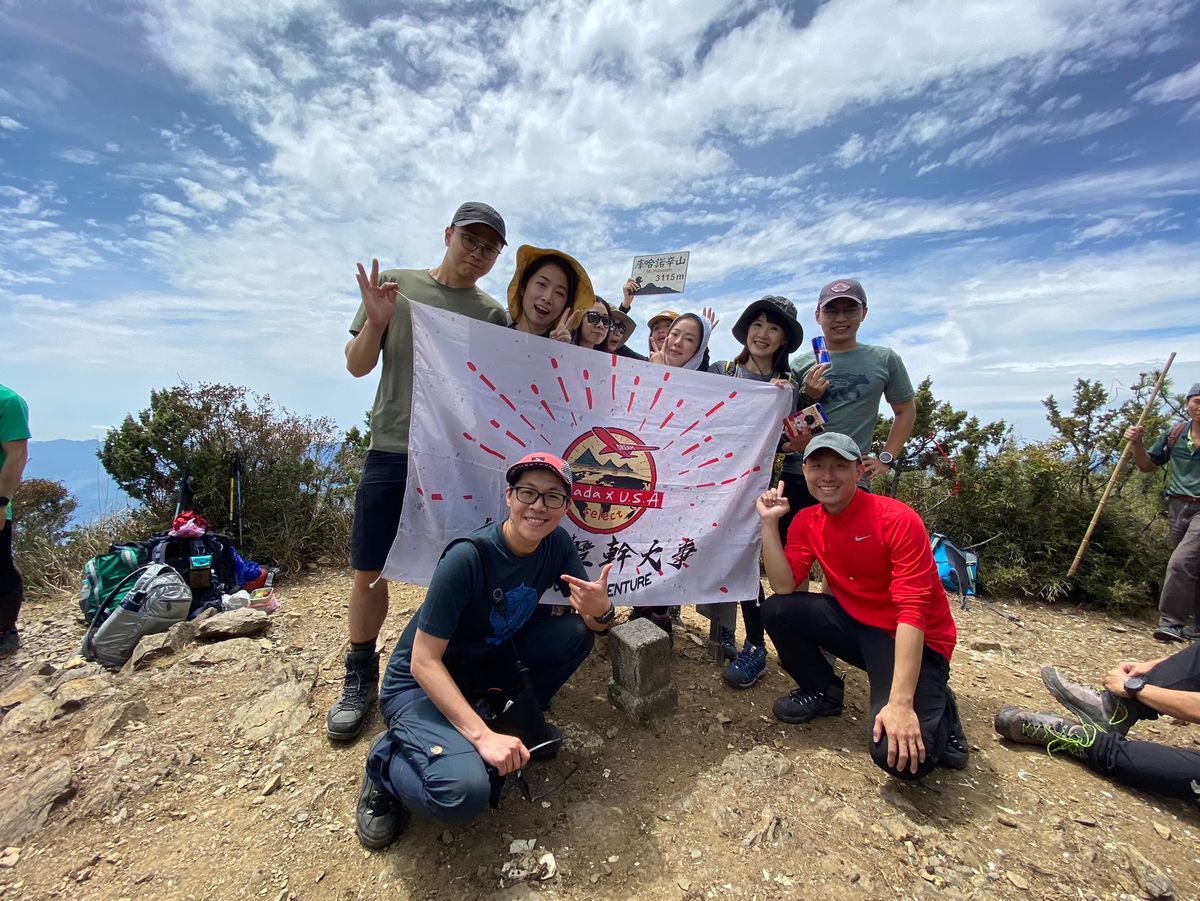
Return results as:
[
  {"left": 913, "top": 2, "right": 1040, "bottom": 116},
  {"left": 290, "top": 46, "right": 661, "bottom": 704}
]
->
[
  {"left": 356, "top": 688, "right": 493, "bottom": 848},
  {"left": 1155, "top": 498, "right": 1200, "bottom": 642},
  {"left": 329, "top": 450, "right": 407, "bottom": 741},
  {"left": 724, "top": 589, "right": 768, "bottom": 688},
  {"left": 855, "top": 630, "right": 957, "bottom": 779},
  {"left": 994, "top": 707, "right": 1200, "bottom": 801},
  {"left": 760, "top": 591, "right": 851, "bottom": 722},
  {"left": 0, "top": 518, "right": 22, "bottom": 658}
]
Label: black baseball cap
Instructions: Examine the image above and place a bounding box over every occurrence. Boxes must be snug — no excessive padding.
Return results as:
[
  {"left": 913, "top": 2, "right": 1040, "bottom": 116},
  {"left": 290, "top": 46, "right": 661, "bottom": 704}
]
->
[{"left": 451, "top": 202, "right": 506, "bottom": 246}]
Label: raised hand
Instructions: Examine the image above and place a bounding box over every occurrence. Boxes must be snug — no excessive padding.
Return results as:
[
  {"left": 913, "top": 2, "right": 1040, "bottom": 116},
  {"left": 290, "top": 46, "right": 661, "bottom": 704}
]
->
[
  {"left": 803, "top": 362, "right": 830, "bottom": 398},
  {"left": 757, "top": 479, "right": 790, "bottom": 521},
  {"left": 560, "top": 563, "right": 613, "bottom": 619},
  {"left": 621, "top": 278, "right": 639, "bottom": 308},
  {"left": 702, "top": 306, "right": 719, "bottom": 328},
  {"left": 549, "top": 309, "right": 583, "bottom": 343},
  {"left": 356, "top": 258, "right": 399, "bottom": 328}
]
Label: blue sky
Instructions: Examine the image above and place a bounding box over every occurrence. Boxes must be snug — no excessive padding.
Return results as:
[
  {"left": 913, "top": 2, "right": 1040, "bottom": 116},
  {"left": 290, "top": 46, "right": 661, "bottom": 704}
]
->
[{"left": 2, "top": 0, "right": 1198, "bottom": 445}]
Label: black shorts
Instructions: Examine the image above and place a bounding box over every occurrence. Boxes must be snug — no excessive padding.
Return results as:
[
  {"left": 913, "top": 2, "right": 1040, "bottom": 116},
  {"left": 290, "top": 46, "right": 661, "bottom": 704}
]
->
[{"left": 351, "top": 450, "right": 409, "bottom": 573}]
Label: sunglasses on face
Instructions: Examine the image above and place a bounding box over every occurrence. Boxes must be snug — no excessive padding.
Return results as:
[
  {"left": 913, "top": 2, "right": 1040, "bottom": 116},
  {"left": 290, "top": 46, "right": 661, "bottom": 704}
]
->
[
  {"left": 584, "top": 311, "right": 612, "bottom": 329},
  {"left": 609, "top": 321, "right": 627, "bottom": 335}
]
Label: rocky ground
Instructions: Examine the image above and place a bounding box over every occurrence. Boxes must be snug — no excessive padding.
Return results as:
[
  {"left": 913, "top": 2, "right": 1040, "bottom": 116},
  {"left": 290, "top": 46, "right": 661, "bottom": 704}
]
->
[{"left": 0, "top": 571, "right": 1197, "bottom": 900}]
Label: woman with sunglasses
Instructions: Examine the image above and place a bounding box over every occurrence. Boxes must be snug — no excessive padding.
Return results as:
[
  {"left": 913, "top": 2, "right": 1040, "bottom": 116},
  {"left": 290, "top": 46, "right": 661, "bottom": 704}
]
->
[
  {"left": 708, "top": 296, "right": 804, "bottom": 689},
  {"left": 573, "top": 297, "right": 615, "bottom": 350},
  {"left": 356, "top": 453, "right": 614, "bottom": 849},
  {"left": 506, "top": 246, "right": 595, "bottom": 342}
]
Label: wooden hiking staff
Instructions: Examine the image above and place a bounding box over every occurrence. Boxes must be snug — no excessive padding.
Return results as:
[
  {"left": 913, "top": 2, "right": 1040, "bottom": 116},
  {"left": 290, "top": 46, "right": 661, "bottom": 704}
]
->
[{"left": 1067, "top": 352, "right": 1176, "bottom": 579}]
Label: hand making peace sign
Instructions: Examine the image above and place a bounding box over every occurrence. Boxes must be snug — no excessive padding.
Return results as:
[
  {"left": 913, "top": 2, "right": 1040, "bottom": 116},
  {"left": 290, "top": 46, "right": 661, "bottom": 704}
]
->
[
  {"left": 560, "top": 563, "right": 613, "bottom": 620},
  {"left": 549, "top": 308, "right": 583, "bottom": 343}
]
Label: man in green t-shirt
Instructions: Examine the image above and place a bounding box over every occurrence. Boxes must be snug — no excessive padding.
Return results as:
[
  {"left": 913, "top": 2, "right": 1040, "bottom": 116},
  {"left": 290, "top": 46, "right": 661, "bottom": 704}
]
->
[
  {"left": 0, "top": 383, "right": 31, "bottom": 659},
  {"left": 778, "top": 279, "right": 916, "bottom": 539},
  {"left": 329, "top": 202, "right": 510, "bottom": 742},
  {"left": 1124, "top": 382, "right": 1200, "bottom": 643}
]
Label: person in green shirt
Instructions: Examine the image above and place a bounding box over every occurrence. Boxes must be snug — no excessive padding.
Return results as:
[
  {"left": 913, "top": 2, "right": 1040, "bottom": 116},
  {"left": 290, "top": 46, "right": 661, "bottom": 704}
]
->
[
  {"left": 329, "top": 202, "right": 510, "bottom": 742},
  {"left": 1125, "top": 382, "right": 1200, "bottom": 643},
  {"left": 780, "top": 278, "right": 916, "bottom": 534},
  {"left": 0, "top": 382, "right": 31, "bottom": 659}
]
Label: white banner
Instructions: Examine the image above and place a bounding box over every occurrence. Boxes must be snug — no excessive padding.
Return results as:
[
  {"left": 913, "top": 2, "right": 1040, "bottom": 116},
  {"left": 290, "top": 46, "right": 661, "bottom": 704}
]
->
[{"left": 382, "top": 304, "right": 792, "bottom": 605}]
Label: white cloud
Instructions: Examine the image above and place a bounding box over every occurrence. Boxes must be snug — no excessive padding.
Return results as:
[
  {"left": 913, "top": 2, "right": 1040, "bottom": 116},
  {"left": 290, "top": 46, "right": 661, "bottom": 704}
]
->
[
  {"left": 0, "top": 116, "right": 24, "bottom": 131},
  {"left": 1134, "top": 60, "right": 1200, "bottom": 103},
  {"left": 58, "top": 148, "right": 101, "bottom": 165}
]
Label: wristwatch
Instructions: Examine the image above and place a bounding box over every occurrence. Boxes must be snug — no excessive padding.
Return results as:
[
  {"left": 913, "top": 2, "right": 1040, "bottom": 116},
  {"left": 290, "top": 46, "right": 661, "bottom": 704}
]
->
[
  {"left": 876, "top": 451, "right": 894, "bottom": 467},
  {"left": 1124, "top": 676, "right": 1146, "bottom": 695},
  {"left": 595, "top": 603, "right": 617, "bottom": 625}
]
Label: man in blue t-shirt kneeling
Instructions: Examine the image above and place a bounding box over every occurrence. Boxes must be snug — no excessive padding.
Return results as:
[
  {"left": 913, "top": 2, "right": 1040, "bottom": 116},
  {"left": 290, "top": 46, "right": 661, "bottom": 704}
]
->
[{"left": 354, "top": 453, "right": 615, "bottom": 848}]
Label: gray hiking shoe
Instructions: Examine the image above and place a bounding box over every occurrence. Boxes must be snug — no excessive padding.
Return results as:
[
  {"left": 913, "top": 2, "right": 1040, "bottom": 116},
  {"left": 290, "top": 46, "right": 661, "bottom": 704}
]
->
[
  {"left": 994, "top": 707, "right": 1097, "bottom": 760},
  {"left": 327, "top": 649, "right": 379, "bottom": 741},
  {"left": 1152, "top": 623, "right": 1187, "bottom": 643},
  {"left": 1040, "top": 665, "right": 1135, "bottom": 736},
  {"left": 355, "top": 732, "right": 408, "bottom": 849}
]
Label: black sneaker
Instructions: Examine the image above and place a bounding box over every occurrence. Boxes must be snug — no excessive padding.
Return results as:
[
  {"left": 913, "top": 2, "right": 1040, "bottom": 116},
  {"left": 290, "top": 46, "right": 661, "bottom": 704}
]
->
[
  {"left": 0, "top": 628, "right": 20, "bottom": 660},
  {"left": 1040, "top": 665, "right": 1135, "bottom": 735},
  {"left": 771, "top": 679, "right": 844, "bottom": 724},
  {"left": 1152, "top": 623, "right": 1186, "bottom": 643},
  {"left": 327, "top": 650, "right": 380, "bottom": 741},
  {"left": 355, "top": 732, "right": 408, "bottom": 849},
  {"left": 993, "top": 707, "right": 1097, "bottom": 759}
]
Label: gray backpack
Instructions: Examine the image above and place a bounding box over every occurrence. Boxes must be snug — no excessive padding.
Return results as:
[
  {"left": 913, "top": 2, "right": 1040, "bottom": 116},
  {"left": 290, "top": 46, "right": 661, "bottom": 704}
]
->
[{"left": 82, "top": 563, "right": 192, "bottom": 669}]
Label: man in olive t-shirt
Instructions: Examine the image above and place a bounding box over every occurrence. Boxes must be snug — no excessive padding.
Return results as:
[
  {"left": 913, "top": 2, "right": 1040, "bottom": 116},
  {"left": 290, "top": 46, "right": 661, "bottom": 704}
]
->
[
  {"left": 329, "top": 202, "right": 510, "bottom": 742},
  {"left": 779, "top": 278, "right": 916, "bottom": 539}
]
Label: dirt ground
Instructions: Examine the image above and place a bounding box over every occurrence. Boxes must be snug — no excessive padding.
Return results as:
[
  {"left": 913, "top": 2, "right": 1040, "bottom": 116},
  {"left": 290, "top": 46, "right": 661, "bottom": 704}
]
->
[{"left": 1, "top": 571, "right": 1197, "bottom": 901}]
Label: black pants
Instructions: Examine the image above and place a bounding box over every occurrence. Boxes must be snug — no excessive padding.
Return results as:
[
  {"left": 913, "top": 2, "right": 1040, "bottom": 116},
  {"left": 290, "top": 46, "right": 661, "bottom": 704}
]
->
[
  {"left": 0, "top": 519, "right": 21, "bottom": 632},
  {"left": 762, "top": 591, "right": 955, "bottom": 780},
  {"left": 1082, "top": 642, "right": 1200, "bottom": 800}
]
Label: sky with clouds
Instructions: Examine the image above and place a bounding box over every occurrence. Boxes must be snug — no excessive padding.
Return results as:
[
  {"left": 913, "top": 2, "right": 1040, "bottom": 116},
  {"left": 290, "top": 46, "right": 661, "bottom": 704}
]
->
[{"left": 2, "top": 0, "right": 1198, "bottom": 446}]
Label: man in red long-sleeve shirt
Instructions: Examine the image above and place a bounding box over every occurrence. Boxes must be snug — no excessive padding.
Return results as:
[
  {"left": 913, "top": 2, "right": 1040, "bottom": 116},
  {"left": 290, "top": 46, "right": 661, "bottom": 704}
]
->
[{"left": 758, "top": 431, "right": 968, "bottom": 779}]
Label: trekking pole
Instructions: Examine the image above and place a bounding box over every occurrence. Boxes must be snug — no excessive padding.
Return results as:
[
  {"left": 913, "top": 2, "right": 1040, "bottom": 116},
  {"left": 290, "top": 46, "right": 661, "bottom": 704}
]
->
[
  {"left": 1067, "top": 352, "right": 1176, "bottom": 578},
  {"left": 234, "top": 452, "right": 243, "bottom": 547}
]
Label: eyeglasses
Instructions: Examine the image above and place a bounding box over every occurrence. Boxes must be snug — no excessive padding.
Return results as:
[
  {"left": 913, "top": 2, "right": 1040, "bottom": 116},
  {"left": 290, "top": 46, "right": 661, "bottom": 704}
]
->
[
  {"left": 584, "top": 311, "right": 612, "bottom": 329},
  {"left": 820, "top": 303, "right": 862, "bottom": 320},
  {"left": 509, "top": 485, "right": 569, "bottom": 509},
  {"left": 458, "top": 230, "right": 502, "bottom": 260},
  {"left": 609, "top": 321, "right": 628, "bottom": 335}
]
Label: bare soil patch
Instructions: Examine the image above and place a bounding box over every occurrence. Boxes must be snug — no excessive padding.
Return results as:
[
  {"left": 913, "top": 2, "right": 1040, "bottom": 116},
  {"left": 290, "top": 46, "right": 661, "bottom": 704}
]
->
[{"left": 1, "top": 572, "right": 1197, "bottom": 900}]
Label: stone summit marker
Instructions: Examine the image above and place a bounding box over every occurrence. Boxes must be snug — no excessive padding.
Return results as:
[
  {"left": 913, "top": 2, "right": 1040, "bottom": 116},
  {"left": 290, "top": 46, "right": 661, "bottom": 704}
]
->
[{"left": 607, "top": 617, "right": 677, "bottom": 724}]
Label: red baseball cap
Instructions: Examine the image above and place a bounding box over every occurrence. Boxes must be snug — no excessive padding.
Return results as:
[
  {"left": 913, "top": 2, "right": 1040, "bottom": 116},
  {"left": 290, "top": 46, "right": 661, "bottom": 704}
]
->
[{"left": 506, "top": 453, "right": 574, "bottom": 492}]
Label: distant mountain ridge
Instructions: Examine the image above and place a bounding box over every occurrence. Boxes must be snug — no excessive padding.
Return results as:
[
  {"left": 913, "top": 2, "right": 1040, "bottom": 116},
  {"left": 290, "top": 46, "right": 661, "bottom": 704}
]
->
[{"left": 23, "top": 439, "right": 132, "bottom": 526}]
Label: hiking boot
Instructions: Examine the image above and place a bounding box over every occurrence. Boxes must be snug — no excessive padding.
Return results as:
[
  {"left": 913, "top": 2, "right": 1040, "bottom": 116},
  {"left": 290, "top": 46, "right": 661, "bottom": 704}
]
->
[
  {"left": 1152, "top": 623, "right": 1187, "bottom": 643},
  {"left": 1184, "top": 624, "right": 1200, "bottom": 641},
  {"left": 0, "top": 628, "right": 19, "bottom": 660},
  {"left": 940, "top": 688, "right": 969, "bottom": 770},
  {"left": 1040, "top": 665, "right": 1135, "bottom": 735},
  {"left": 772, "top": 678, "right": 844, "bottom": 724},
  {"left": 993, "top": 707, "right": 1097, "bottom": 759},
  {"left": 941, "top": 717, "right": 970, "bottom": 770},
  {"left": 723, "top": 641, "right": 767, "bottom": 689},
  {"left": 327, "top": 649, "right": 380, "bottom": 741},
  {"left": 355, "top": 732, "right": 408, "bottom": 849},
  {"left": 720, "top": 627, "right": 737, "bottom": 661}
]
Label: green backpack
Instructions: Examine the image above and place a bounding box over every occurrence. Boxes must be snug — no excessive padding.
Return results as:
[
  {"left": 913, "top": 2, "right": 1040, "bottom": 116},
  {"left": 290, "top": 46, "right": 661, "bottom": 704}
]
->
[{"left": 78, "top": 544, "right": 146, "bottom": 623}]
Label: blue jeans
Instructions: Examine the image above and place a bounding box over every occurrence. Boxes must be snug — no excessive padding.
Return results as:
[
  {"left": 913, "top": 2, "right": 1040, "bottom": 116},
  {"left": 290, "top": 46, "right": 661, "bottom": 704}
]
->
[{"left": 368, "top": 612, "right": 594, "bottom": 823}]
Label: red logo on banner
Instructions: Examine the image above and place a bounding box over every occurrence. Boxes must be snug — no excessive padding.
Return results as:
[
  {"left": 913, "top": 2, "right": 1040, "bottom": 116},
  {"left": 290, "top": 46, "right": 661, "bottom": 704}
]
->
[{"left": 564, "top": 426, "right": 663, "bottom": 534}]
